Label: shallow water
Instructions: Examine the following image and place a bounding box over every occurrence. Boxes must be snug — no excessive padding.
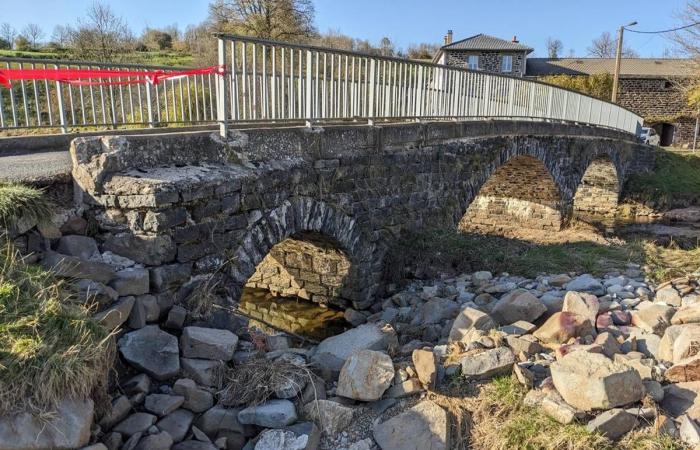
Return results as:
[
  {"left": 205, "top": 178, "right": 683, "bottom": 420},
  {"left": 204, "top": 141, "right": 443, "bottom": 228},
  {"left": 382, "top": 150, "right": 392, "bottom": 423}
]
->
[{"left": 238, "top": 287, "right": 350, "bottom": 340}]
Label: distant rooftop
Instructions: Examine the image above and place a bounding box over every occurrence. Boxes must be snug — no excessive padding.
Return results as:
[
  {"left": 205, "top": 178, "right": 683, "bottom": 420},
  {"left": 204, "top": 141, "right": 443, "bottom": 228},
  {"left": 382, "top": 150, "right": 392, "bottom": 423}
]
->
[
  {"left": 526, "top": 58, "right": 695, "bottom": 78},
  {"left": 441, "top": 34, "right": 534, "bottom": 53}
]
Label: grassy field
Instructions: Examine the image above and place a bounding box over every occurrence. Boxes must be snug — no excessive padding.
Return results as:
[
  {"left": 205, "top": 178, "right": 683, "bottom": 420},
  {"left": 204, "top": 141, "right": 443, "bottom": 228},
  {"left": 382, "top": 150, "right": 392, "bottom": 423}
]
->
[
  {"left": 623, "top": 147, "right": 700, "bottom": 209},
  {"left": 0, "top": 49, "right": 195, "bottom": 67}
]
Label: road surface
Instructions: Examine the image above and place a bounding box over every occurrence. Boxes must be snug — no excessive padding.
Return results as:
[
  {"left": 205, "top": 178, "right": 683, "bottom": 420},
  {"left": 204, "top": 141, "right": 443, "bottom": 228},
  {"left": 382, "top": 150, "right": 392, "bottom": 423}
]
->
[{"left": 0, "top": 151, "right": 72, "bottom": 183}]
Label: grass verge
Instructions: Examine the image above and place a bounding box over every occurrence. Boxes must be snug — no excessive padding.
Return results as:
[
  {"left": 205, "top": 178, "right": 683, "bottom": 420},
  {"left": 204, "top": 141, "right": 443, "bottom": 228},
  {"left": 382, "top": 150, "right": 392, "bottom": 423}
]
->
[
  {"left": 0, "top": 243, "right": 114, "bottom": 415},
  {"left": 624, "top": 147, "right": 700, "bottom": 209},
  {"left": 0, "top": 182, "right": 53, "bottom": 229},
  {"left": 468, "top": 376, "right": 683, "bottom": 450}
]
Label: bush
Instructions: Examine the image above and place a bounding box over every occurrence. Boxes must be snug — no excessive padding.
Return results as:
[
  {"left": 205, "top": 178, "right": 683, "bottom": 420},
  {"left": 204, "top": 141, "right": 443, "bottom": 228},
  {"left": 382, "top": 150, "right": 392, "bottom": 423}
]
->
[{"left": 539, "top": 73, "right": 613, "bottom": 101}]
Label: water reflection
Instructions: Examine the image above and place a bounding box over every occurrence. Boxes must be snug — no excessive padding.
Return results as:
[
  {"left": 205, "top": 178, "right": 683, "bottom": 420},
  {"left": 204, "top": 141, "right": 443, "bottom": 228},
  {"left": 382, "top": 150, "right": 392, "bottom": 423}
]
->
[{"left": 238, "top": 287, "right": 350, "bottom": 340}]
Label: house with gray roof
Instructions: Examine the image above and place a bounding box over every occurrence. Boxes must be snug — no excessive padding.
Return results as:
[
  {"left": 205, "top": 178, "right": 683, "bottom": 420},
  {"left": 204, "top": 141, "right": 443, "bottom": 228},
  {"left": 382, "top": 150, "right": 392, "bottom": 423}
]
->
[{"left": 433, "top": 31, "right": 533, "bottom": 77}]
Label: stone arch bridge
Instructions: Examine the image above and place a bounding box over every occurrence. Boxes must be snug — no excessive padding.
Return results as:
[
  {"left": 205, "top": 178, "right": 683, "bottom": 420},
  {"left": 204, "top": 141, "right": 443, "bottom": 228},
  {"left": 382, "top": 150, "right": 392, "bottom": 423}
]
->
[{"left": 70, "top": 120, "right": 654, "bottom": 315}]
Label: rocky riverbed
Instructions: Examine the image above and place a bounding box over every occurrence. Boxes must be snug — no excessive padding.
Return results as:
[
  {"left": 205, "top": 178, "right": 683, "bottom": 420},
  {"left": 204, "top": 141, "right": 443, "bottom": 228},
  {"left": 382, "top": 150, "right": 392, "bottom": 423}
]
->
[{"left": 6, "top": 244, "right": 700, "bottom": 449}]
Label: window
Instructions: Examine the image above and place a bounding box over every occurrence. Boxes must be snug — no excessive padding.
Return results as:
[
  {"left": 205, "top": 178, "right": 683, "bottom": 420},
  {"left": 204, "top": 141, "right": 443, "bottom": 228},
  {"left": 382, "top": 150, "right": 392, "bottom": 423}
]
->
[
  {"left": 468, "top": 55, "right": 479, "bottom": 70},
  {"left": 501, "top": 55, "right": 513, "bottom": 73}
]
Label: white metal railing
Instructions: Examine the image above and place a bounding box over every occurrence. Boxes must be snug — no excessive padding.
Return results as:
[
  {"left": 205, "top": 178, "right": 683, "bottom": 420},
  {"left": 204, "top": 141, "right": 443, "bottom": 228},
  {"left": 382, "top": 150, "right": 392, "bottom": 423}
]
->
[
  {"left": 0, "top": 57, "right": 217, "bottom": 133},
  {"left": 0, "top": 36, "right": 643, "bottom": 136},
  {"left": 215, "top": 34, "right": 643, "bottom": 136}
]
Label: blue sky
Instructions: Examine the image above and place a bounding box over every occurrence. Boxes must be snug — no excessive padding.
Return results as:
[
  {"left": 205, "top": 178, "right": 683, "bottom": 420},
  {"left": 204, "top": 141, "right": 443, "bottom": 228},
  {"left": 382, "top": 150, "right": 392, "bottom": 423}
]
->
[{"left": 0, "top": 0, "right": 689, "bottom": 57}]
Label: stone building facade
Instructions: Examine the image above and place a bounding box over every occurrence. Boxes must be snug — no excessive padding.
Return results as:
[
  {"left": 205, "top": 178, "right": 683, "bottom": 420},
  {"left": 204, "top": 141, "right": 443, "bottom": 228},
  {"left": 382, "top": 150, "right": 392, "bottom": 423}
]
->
[{"left": 434, "top": 33, "right": 532, "bottom": 77}]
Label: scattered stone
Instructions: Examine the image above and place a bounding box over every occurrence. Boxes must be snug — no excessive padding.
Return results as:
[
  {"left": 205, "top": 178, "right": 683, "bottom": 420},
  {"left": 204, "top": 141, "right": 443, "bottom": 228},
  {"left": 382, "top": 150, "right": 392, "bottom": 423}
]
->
[
  {"left": 540, "top": 392, "right": 580, "bottom": 424},
  {"left": 303, "top": 399, "right": 353, "bottom": 436},
  {"left": 656, "top": 287, "right": 683, "bottom": 306},
  {"left": 312, "top": 323, "right": 397, "bottom": 372},
  {"left": 532, "top": 312, "right": 594, "bottom": 344},
  {"left": 180, "top": 327, "right": 239, "bottom": 361},
  {"left": 238, "top": 400, "right": 297, "bottom": 428},
  {"left": 123, "top": 373, "right": 151, "bottom": 395},
  {"left": 0, "top": 399, "right": 93, "bottom": 450},
  {"left": 133, "top": 432, "right": 174, "bottom": 450},
  {"left": 386, "top": 379, "right": 424, "bottom": 398},
  {"left": 631, "top": 304, "right": 675, "bottom": 336},
  {"left": 165, "top": 305, "right": 187, "bottom": 330},
  {"left": 448, "top": 307, "right": 496, "bottom": 343},
  {"left": 77, "top": 279, "right": 118, "bottom": 306},
  {"left": 100, "top": 395, "right": 132, "bottom": 430},
  {"left": 180, "top": 358, "right": 224, "bottom": 388},
  {"left": 666, "top": 355, "right": 700, "bottom": 382},
  {"left": 56, "top": 235, "right": 99, "bottom": 260},
  {"left": 195, "top": 405, "right": 245, "bottom": 437},
  {"left": 171, "top": 440, "right": 217, "bottom": 450},
  {"left": 672, "top": 305, "right": 700, "bottom": 325},
  {"left": 113, "top": 412, "right": 158, "bottom": 437},
  {"left": 550, "top": 351, "right": 644, "bottom": 411},
  {"left": 42, "top": 251, "right": 116, "bottom": 283},
  {"left": 490, "top": 290, "right": 547, "bottom": 325},
  {"left": 173, "top": 379, "right": 214, "bottom": 413},
  {"left": 373, "top": 400, "right": 449, "bottom": 450},
  {"left": 680, "top": 414, "right": 700, "bottom": 446},
  {"left": 337, "top": 350, "right": 394, "bottom": 401},
  {"left": 156, "top": 409, "right": 195, "bottom": 443},
  {"left": 460, "top": 347, "right": 515, "bottom": 380},
  {"left": 412, "top": 349, "right": 437, "bottom": 388},
  {"left": 118, "top": 325, "right": 180, "bottom": 380},
  {"left": 566, "top": 274, "right": 604, "bottom": 295},
  {"left": 254, "top": 429, "right": 308, "bottom": 450},
  {"left": 562, "top": 291, "right": 599, "bottom": 326},
  {"left": 662, "top": 381, "right": 700, "bottom": 420},
  {"left": 643, "top": 380, "right": 664, "bottom": 403},
  {"left": 144, "top": 394, "right": 185, "bottom": 417},
  {"left": 109, "top": 268, "right": 150, "bottom": 297},
  {"left": 586, "top": 408, "right": 637, "bottom": 440}
]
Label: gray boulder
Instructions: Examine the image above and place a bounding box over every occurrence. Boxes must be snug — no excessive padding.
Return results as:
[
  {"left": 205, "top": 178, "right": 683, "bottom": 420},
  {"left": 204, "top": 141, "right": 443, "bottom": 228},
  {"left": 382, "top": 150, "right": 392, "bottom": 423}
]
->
[
  {"left": 118, "top": 325, "right": 180, "bottom": 380},
  {"left": 180, "top": 327, "right": 239, "bottom": 361},
  {"left": 586, "top": 408, "right": 637, "bottom": 440},
  {"left": 156, "top": 409, "right": 194, "bottom": 443},
  {"left": 109, "top": 268, "right": 150, "bottom": 297},
  {"left": 42, "top": 251, "right": 115, "bottom": 283},
  {"left": 56, "top": 235, "right": 99, "bottom": 260},
  {"left": 337, "top": 350, "right": 394, "bottom": 401},
  {"left": 173, "top": 378, "right": 213, "bottom": 413},
  {"left": 144, "top": 394, "right": 185, "bottom": 417},
  {"left": 373, "top": 400, "right": 449, "bottom": 450},
  {"left": 238, "top": 400, "right": 297, "bottom": 428},
  {"left": 311, "top": 323, "right": 397, "bottom": 372},
  {"left": 113, "top": 412, "right": 157, "bottom": 437},
  {"left": 94, "top": 296, "right": 135, "bottom": 330},
  {"left": 490, "top": 290, "right": 546, "bottom": 325},
  {"left": 565, "top": 274, "right": 605, "bottom": 295},
  {"left": 460, "top": 347, "right": 515, "bottom": 380},
  {"left": 302, "top": 399, "right": 353, "bottom": 436},
  {"left": 180, "top": 358, "right": 223, "bottom": 388}
]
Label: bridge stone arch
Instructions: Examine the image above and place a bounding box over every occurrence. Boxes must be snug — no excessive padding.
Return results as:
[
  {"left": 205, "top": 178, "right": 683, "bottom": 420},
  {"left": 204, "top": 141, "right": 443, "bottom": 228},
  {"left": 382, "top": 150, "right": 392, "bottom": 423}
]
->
[
  {"left": 227, "top": 197, "right": 378, "bottom": 309},
  {"left": 573, "top": 154, "right": 622, "bottom": 221}
]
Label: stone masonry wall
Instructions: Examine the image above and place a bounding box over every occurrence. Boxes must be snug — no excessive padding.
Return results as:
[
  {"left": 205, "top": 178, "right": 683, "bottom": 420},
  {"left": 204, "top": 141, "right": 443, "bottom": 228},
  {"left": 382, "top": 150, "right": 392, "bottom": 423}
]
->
[
  {"left": 573, "top": 157, "right": 620, "bottom": 219},
  {"left": 446, "top": 50, "right": 527, "bottom": 77},
  {"left": 244, "top": 232, "right": 353, "bottom": 308},
  {"left": 68, "top": 121, "right": 654, "bottom": 315},
  {"left": 459, "top": 155, "right": 562, "bottom": 232}
]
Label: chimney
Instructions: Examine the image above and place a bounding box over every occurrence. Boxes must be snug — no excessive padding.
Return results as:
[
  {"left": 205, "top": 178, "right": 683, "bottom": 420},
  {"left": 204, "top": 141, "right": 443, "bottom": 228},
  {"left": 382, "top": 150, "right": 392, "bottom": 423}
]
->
[
  {"left": 512, "top": 35, "right": 519, "bottom": 43},
  {"left": 445, "top": 30, "right": 453, "bottom": 45}
]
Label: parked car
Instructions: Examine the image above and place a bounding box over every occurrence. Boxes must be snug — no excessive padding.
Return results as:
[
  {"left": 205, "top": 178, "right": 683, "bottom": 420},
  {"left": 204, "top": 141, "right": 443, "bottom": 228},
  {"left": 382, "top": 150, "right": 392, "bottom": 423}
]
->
[{"left": 640, "top": 127, "right": 660, "bottom": 145}]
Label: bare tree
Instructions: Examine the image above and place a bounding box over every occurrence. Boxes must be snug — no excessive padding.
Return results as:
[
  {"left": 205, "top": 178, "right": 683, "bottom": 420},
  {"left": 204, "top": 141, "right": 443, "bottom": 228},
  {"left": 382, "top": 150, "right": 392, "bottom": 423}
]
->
[
  {"left": 406, "top": 42, "right": 440, "bottom": 60},
  {"left": 671, "top": 1, "right": 700, "bottom": 107},
  {"left": 51, "top": 25, "right": 73, "bottom": 47},
  {"left": 69, "top": 1, "right": 133, "bottom": 61},
  {"left": 22, "top": 23, "right": 44, "bottom": 48},
  {"left": 546, "top": 37, "right": 563, "bottom": 59},
  {"left": 208, "top": 0, "right": 316, "bottom": 41},
  {"left": 379, "top": 37, "right": 395, "bottom": 57},
  {"left": 0, "top": 23, "right": 17, "bottom": 49},
  {"left": 587, "top": 31, "right": 638, "bottom": 58}
]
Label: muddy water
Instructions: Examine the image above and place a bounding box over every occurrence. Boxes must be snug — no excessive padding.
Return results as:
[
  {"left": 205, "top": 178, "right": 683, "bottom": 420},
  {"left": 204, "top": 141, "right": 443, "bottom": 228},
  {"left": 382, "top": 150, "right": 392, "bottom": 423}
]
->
[{"left": 238, "top": 287, "right": 350, "bottom": 340}]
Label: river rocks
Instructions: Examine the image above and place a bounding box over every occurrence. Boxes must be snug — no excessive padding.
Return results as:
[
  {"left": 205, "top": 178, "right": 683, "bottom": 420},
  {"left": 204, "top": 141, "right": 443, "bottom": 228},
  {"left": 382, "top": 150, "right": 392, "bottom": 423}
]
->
[
  {"left": 173, "top": 378, "right": 214, "bottom": 412},
  {"left": 337, "top": 350, "right": 394, "bottom": 401},
  {"left": 550, "top": 352, "right": 644, "bottom": 411},
  {"left": 373, "top": 400, "right": 449, "bottom": 450},
  {"left": 0, "top": 399, "right": 93, "bottom": 450},
  {"left": 672, "top": 305, "right": 700, "bottom": 325},
  {"left": 460, "top": 347, "right": 515, "bottom": 380},
  {"left": 566, "top": 274, "right": 605, "bottom": 295},
  {"left": 254, "top": 429, "right": 309, "bottom": 450},
  {"left": 562, "top": 291, "right": 599, "bottom": 326},
  {"left": 180, "top": 358, "right": 223, "bottom": 387},
  {"left": 238, "top": 400, "right": 297, "bottom": 428},
  {"left": 144, "top": 394, "right": 185, "bottom": 416},
  {"left": 656, "top": 286, "right": 683, "bottom": 306},
  {"left": 448, "top": 307, "right": 496, "bottom": 343},
  {"left": 133, "top": 432, "right": 173, "bottom": 450},
  {"left": 180, "top": 326, "right": 239, "bottom": 361},
  {"left": 303, "top": 399, "right": 354, "bottom": 436},
  {"left": 631, "top": 304, "right": 675, "bottom": 335},
  {"left": 312, "top": 323, "right": 397, "bottom": 372},
  {"left": 195, "top": 405, "right": 245, "bottom": 437},
  {"left": 118, "top": 325, "right": 180, "bottom": 380},
  {"left": 113, "top": 412, "right": 157, "bottom": 437},
  {"left": 412, "top": 349, "right": 437, "bottom": 388},
  {"left": 490, "top": 290, "right": 547, "bottom": 325},
  {"left": 532, "top": 311, "right": 594, "bottom": 344},
  {"left": 156, "top": 409, "right": 195, "bottom": 443},
  {"left": 586, "top": 408, "right": 637, "bottom": 440},
  {"left": 666, "top": 356, "right": 700, "bottom": 382}
]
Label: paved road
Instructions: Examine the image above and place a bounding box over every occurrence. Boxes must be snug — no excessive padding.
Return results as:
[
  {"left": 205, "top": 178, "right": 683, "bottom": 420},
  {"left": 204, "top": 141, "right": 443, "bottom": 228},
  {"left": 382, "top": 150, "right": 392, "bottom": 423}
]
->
[{"left": 0, "top": 151, "right": 72, "bottom": 183}]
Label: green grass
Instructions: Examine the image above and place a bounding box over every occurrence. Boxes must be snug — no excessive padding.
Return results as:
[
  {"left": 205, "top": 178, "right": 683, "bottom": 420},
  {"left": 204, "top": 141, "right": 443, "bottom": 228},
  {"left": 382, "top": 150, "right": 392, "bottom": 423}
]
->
[
  {"left": 386, "top": 229, "right": 642, "bottom": 282},
  {"left": 0, "top": 183, "right": 53, "bottom": 230},
  {"left": 0, "top": 243, "right": 113, "bottom": 415},
  {"left": 470, "top": 375, "right": 684, "bottom": 450},
  {"left": 0, "top": 48, "right": 195, "bottom": 67},
  {"left": 624, "top": 147, "right": 700, "bottom": 209}
]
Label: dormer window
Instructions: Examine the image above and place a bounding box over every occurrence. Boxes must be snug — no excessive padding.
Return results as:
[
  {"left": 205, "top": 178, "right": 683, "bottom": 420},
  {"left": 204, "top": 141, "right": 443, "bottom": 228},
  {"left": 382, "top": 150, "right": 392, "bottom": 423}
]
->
[
  {"left": 468, "top": 55, "right": 479, "bottom": 70},
  {"left": 502, "top": 55, "right": 513, "bottom": 73}
]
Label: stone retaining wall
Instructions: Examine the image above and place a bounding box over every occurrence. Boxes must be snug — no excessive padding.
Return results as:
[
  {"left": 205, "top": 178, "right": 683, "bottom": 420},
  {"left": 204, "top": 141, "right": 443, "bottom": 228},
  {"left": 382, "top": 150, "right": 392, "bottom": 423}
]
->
[{"left": 573, "top": 156, "right": 620, "bottom": 219}]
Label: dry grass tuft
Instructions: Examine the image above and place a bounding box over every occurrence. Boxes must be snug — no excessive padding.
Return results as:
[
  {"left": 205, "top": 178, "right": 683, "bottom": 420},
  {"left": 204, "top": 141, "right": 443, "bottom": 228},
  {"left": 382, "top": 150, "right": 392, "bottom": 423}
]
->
[
  {"left": 0, "top": 243, "right": 114, "bottom": 415},
  {"left": 0, "top": 183, "right": 53, "bottom": 230},
  {"left": 218, "top": 355, "right": 313, "bottom": 406}
]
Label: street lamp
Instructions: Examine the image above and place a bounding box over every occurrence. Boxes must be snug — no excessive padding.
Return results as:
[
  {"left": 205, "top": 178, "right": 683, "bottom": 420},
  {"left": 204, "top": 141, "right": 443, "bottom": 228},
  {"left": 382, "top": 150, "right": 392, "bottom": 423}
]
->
[{"left": 612, "top": 21, "right": 638, "bottom": 103}]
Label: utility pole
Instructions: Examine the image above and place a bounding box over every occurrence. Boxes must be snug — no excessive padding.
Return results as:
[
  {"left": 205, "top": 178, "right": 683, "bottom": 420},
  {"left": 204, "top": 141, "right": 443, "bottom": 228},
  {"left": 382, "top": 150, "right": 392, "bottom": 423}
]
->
[{"left": 612, "top": 21, "right": 637, "bottom": 103}]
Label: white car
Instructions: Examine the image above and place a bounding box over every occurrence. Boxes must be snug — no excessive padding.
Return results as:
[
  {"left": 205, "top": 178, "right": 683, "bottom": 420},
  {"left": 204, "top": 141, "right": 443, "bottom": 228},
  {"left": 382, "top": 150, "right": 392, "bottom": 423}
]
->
[{"left": 640, "top": 127, "right": 660, "bottom": 146}]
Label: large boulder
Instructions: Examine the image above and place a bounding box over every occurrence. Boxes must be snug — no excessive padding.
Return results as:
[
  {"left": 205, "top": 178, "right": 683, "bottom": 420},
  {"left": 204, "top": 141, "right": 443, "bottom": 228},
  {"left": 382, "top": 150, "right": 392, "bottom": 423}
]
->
[
  {"left": 448, "top": 307, "right": 495, "bottom": 343},
  {"left": 662, "top": 381, "right": 700, "bottom": 419},
  {"left": 412, "top": 349, "right": 438, "bottom": 388},
  {"left": 337, "top": 350, "right": 394, "bottom": 401},
  {"left": 533, "top": 312, "right": 595, "bottom": 344},
  {"left": 0, "top": 399, "right": 93, "bottom": 450},
  {"left": 666, "top": 356, "right": 700, "bottom": 382},
  {"left": 562, "top": 291, "right": 599, "bottom": 326},
  {"left": 311, "top": 323, "right": 397, "bottom": 372},
  {"left": 490, "top": 290, "right": 546, "bottom": 325},
  {"left": 631, "top": 304, "right": 675, "bottom": 336},
  {"left": 180, "top": 327, "right": 238, "bottom": 361},
  {"left": 118, "top": 325, "right": 180, "bottom": 380},
  {"left": 673, "top": 326, "right": 700, "bottom": 363},
  {"left": 373, "top": 400, "right": 449, "bottom": 450},
  {"left": 550, "top": 352, "right": 643, "bottom": 411},
  {"left": 585, "top": 408, "right": 637, "bottom": 440},
  {"left": 672, "top": 305, "right": 700, "bottom": 325},
  {"left": 460, "top": 347, "right": 515, "bottom": 380}
]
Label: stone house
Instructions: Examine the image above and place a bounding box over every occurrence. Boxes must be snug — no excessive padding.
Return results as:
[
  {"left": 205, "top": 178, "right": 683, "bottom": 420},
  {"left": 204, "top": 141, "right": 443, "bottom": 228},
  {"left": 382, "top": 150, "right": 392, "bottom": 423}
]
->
[
  {"left": 433, "top": 31, "right": 533, "bottom": 77},
  {"left": 526, "top": 58, "right": 696, "bottom": 147}
]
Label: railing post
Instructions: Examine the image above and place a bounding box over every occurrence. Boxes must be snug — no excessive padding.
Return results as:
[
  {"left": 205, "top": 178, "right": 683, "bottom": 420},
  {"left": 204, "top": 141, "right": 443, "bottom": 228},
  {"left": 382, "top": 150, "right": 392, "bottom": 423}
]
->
[
  {"left": 145, "top": 81, "right": 155, "bottom": 128},
  {"left": 368, "top": 58, "right": 376, "bottom": 121},
  {"left": 54, "top": 63, "right": 68, "bottom": 134},
  {"left": 217, "top": 38, "right": 230, "bottom": 138},
  {"left": 305, "top": 50, "right": 313, "bottom": 124}
]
